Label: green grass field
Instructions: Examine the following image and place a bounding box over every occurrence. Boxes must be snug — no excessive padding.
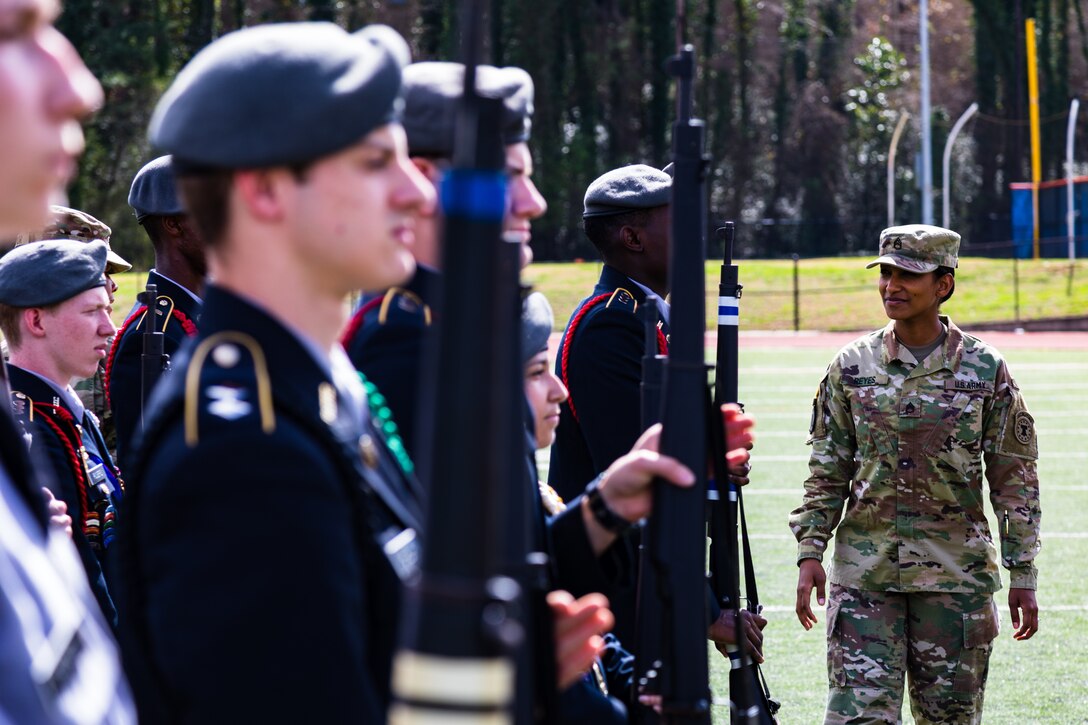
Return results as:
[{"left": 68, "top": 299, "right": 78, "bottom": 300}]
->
[
  {"left": 524, "top": 258, "right": 1088, "bottom": 333},
  {"left": 709, "top": 345, "right": 1088, "bottom": 724},
  {"left": 109, "top": 267, "right": 1086, "bottom": 722}
]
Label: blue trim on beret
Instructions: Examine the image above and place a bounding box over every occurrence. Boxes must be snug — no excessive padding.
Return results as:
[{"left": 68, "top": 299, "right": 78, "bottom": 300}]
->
[
  {"left": 583, "top": 164, "right": 672, "bottom": 218},
  {"left": 129, "top": 155, "right": 184, "bottom": 221},
  {"left": 0, "top": 240, "right": 108, "bottom": 307},
  {"left": 150, "top": 23, "right": 409, "bottom": 169},
  {"left": 440, "top": 170, "right": 508, "bottom": 222}
]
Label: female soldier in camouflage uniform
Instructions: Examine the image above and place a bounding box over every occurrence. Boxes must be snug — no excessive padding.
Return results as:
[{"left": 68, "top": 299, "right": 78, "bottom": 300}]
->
[{"left": 790, "top": 224, "right": 1041, "bottom": 724}]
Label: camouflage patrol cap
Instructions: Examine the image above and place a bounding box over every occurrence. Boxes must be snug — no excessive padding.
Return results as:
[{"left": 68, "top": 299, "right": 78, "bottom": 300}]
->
[
  {"left": 0, "top": 240, "right": 108, "bottom": 307},
  {"left": 521, "top": 291, "right": 554, "bottom": 366},
  {"left": 866, "top": 224, "right": 960, "bottom": 273},
  {"left": 583, "top": 165, "right": 672, "bottom": 218},
  {"left": 402, "top": 62, "right": 534, "bottom": 157},
  {"left": 129, "top": 155, "right": 185, "bottom": 221},
  {"left": 16, "top": 205, "right": 132, "bottom": 274},
  {"left": 150, "top": 23, "right": 410, "bottom": 169}
]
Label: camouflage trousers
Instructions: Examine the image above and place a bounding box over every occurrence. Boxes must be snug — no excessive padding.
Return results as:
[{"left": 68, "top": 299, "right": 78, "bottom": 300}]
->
[{"left": 824, "top": 584, "right": 999, "bottom": 725}]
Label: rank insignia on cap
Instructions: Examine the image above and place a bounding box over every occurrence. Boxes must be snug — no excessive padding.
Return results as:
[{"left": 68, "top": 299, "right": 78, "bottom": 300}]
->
[{"left": 206, "top": 385, "right": 252, "bottom": 421}]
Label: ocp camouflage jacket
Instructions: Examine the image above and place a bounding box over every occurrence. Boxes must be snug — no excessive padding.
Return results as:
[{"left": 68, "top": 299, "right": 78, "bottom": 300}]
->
[{"left": 790, "top": 316, "right": 1041, "bottom": 593}]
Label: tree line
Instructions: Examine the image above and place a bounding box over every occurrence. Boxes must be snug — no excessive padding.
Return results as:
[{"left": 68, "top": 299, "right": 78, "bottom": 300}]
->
[{"left": 57, "top": 0, "right": 1088, "bottom": 267}]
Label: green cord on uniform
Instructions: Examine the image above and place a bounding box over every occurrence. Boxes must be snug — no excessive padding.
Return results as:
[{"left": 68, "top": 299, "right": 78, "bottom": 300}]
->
[{"left": 357, "top": 371, "right": 414, "bottom": 476}]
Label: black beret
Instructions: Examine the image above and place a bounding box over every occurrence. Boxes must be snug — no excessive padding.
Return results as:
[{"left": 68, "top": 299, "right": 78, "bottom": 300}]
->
[
  {"left": 129, "top": 155, "right": 184, "bottom": 221},
  {"left": 150, "top": 23, "right": 410, "bottom": 169},
  {"left": 402, "top": 62, "right": 533, "bottom": 157},
  {"left": 583, "top": 164, "right": 672, "bottom": 218},
  {"left": 0, "top": 240, "right": 108, "bottom": 307},
  {"left": 521, "top": 291, "right": 554, "bottom": 366}
]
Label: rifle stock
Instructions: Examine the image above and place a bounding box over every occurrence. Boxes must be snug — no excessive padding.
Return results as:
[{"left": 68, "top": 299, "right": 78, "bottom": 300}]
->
[
  {"left": 710, "top": 224, "right": 780, "bottom": 724},
  {"left": 390, "top": 1, "right": 536, "bottom": 721},
  {"left": 644, "top": 44, "right": 712, "bottom": 724},
  {"left": 140, "top": 282, "right": 168, "bottom": 431}
]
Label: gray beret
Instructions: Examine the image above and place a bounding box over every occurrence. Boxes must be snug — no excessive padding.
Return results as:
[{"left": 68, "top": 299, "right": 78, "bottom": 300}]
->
[
  {"left": 0, "top": 240, "right": 108, "bottom": 307},
  {"left": 402, "top": 62, "right": 533, "bottom": 157},
  {"left": 521, "top": 291, "right": 554, "bottom": 366},
  {"left": 150, "top": 23, "right": 410, "bottom": 169},
  {"left": 129, "top": 155, "right": 184, "bottom": 221},
  {"left": 583, "top": 164, "right": 672, "bottom": 218}
]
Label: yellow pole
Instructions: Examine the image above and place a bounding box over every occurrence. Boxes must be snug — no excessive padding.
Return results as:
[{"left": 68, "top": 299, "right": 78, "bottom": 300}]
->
[{"left": 1026, "top": 18, "right": 1042, "bottom": 259}]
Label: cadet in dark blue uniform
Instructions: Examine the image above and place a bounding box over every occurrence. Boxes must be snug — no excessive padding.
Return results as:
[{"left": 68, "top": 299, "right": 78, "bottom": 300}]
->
[
  {"left": 342, "top": 61, "right": 546, "bottom": 458},
  {"left": 0, "top": 240, "right": 125, "bottom": 626},
  {"left": 550, "top": 165, "right": 767, "bottom": 659},
  {"left": 549, "top": 165, "right": 673, "bottom": 503},
  {"left": 114, "top": 24, "right": 435, "bottom": 723},
  {"left": 107, "top": 154, "right": 206, "bottom": 471}
]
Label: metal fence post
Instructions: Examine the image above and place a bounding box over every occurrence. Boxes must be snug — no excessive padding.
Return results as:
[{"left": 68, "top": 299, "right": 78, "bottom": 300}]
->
[
  {"left": 1013, "top": 256, "right": 1021, "bottom": 326},
  {"left": 792, "top": 254, "right": 800, "bottom": 332}
]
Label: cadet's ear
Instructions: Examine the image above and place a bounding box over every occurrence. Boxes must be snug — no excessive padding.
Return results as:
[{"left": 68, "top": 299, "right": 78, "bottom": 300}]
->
[
  {"left": 235, "top": 169, "right": 286, "bottom": 223},
  {"left": 161, "top": 215, "right": 185, "bottom": 237},
  {"left": 22, "top": 308, "right": 48, "bottom": 339},
  {"left": 621, "top": 225, "right": 644, "bottom": 253},
  {"left": 411, "top": 157, "right": 442, "bottom": 185}
]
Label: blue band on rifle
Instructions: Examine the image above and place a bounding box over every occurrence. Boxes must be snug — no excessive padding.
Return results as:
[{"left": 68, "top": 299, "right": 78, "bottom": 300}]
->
[
  {"left": 440, "top": 170, "right": 508, "bottom": 221},
  {"left": 706, "top": 477, "right": 720, "bottom": 501},
  {"left": 718, "top": 296, "right": 739, "bottom": 326}
]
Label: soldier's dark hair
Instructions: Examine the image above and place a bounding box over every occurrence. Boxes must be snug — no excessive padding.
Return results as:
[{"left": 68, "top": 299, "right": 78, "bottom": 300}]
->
[
  {"left": 935, "top": 266, "right": 955, "bottom": 304},
  {"left": 177, "top": 170, "right": 234, "bottom": 248},
  {"left": 0, "top": 301, "right": 60, "bottom": 349},
  {"left": 583, "top": 209, "right": 651, "bottom": 260},
  {"left": 0, "top": 303, "right": 21, "bottom": 348}
]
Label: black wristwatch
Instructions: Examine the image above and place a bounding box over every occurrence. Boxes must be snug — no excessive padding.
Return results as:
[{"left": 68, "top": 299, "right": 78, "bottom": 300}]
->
[{"left": 584, "top": 475, "right": 634, "bottom": 536}]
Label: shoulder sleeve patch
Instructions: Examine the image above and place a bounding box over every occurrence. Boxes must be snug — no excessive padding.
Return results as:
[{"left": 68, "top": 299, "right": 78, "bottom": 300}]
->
[
  {"left": 998, "top": 402, "right": 1038, "bottom": 460},
  {"left": 605, "top": 287, "right": 638, "bottom": 313},
  {"left": 808, "top": 374, "right": 831, "bottom": 442}
]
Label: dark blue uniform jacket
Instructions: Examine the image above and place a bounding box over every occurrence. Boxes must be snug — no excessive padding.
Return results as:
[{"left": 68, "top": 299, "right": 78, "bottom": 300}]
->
[
  {"left": 115, "top": 285, "right": 423, "bottom": 724},
  {"left": 548, "top": 265, "right": 668, "bottom": 503},
  {"left": 343, "top": 264, "right": 438, "bottom": 460},
  {"left": 107, "top": 270, "right": 201, "bottom": 473},
  {"left": 9, "top": 365, "right": 122, "bottom": 626}
]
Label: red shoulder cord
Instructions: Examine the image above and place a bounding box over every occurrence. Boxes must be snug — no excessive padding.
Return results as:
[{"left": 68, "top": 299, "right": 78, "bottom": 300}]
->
[
  {"left": 560, "top": 294, "right": 670, "bottom": 424},
  {"left": 103, "top": 305, "right": 197, "bottom": 408},
  {"left": 339, "top": 295, "right": 385, "bottom": 349},
  {"left": 31, "top": 403, "right": 92, "bottom": 534}
]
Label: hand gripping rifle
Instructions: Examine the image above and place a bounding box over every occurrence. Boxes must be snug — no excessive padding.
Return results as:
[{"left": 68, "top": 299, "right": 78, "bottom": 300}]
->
[
  {"left": 390, "top": 1, "right": 541, "bottom": 721},
  {"left": 643, "top": 44, "right": 712, "bottom": 724},
  {"left": 709, "top": 224, "right": 780, "bottom": 724},
  {"left": 140, "top": 281, "right": 169, "bottom": 432}
]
